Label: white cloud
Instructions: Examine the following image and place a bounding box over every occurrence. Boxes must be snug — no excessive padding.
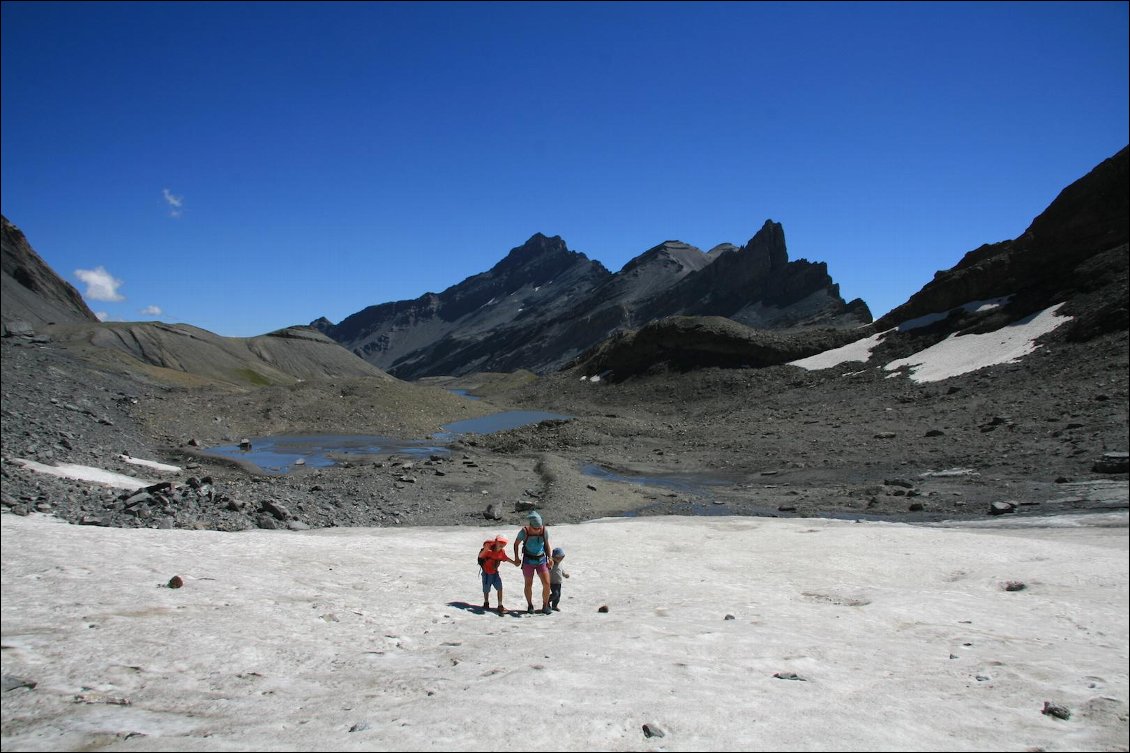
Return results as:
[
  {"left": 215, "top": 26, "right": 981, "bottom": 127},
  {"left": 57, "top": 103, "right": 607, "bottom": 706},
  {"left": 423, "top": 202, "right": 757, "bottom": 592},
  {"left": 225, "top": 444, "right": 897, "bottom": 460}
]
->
[
  {"left": 74, "top": 266, "right": 125, "bottom": 302},
  {"left": 140, "top": 305, "right": 163, "bottom": 316},
  {"left": 94, "top": 311, "right": 109, "bottom": 321},
  {"left": 163, "top": 188, "right": 184, "bottom": 218}
]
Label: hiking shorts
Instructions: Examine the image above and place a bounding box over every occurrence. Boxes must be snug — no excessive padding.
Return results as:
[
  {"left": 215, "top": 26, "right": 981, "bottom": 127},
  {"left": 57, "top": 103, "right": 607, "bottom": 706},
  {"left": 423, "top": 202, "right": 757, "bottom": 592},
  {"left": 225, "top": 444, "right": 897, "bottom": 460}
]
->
[
  {"left": 481, "top": 572, "right": 503, "bottom": 592},
  {"left": 522, "top": 560, "right": 549, "bottom": 577}
]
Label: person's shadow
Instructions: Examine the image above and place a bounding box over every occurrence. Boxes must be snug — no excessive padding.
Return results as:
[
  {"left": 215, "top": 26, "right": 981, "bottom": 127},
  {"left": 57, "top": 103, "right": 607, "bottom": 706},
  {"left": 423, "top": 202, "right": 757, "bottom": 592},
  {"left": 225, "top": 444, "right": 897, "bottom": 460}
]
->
[
  {"left": 446, "top": 600, "right": 489, "bottom": 615},
  {"left": 446, "top": 601, "right": 520, "bottom": 616}
]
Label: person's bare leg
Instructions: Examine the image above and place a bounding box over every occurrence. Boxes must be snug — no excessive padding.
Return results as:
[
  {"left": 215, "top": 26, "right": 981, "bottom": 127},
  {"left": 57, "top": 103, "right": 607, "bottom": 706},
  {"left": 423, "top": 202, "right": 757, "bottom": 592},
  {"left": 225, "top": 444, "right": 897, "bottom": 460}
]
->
[
  {"left": 524, "top": 575, "right": 534, "bottom": 611},
  {"left": 497, "top": 587, "right": 506, "bottom": 613},
  {"left": 539, "top": 570, "right": 551, "bottom": 611}
]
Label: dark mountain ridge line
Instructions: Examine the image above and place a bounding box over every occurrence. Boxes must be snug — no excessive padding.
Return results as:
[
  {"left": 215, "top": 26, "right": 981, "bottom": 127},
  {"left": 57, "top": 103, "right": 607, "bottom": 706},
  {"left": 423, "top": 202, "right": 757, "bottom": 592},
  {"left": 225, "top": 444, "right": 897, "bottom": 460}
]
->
[
  {"left": 567, "top": 146, "right": 1128, "bottom": 381},
  {"left": 312, "top": 219, "right": 871, "bottom": 379}
]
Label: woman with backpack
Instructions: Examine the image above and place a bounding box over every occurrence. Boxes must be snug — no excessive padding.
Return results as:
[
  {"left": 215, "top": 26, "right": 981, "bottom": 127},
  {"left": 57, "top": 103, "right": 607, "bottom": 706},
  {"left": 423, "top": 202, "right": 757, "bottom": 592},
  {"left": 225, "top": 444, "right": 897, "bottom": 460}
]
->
[{"left": 513, "top": 510, "right": 553, "bottom": 615}]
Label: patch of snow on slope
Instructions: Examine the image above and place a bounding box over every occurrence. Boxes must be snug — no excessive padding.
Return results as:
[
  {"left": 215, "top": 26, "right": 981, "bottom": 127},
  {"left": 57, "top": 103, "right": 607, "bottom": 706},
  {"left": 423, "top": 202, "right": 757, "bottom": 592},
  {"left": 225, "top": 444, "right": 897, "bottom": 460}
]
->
[
  {"left": 120, "top": 454, "right": 181, "bottom": 472},
  {"left": 884, "top": 302, "right": 1070, "bottom": 383},
  {"left": 13, "top": 459, "right": 155, "bottom": 490},
  {"left": 788, "top": 331, "right": 890, "bottom": 370}
]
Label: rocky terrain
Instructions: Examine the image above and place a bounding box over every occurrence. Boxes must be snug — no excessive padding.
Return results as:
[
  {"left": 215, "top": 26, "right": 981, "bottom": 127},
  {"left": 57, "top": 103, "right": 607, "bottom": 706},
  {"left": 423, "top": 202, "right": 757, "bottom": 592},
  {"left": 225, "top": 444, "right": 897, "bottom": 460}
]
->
[
  {"left": 2, "top": 308, "right": 1126, "bottom": 534},
  {"left": 1, "top": 147, "right": 1127, "bottom": 533}
]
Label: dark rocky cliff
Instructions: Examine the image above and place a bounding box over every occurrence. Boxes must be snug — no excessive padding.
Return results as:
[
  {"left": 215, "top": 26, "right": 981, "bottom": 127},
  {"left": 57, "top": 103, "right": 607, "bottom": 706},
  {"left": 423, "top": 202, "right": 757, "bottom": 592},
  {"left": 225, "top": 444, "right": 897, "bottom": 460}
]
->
[{"left": 316, "top": 221, "right": 869, "bottom": 379}]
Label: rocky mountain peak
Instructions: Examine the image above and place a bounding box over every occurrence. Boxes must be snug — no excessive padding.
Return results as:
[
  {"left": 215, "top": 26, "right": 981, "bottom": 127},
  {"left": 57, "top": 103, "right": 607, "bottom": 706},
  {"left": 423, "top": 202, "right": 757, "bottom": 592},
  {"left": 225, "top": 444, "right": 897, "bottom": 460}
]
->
[
  {"left": 620, "top": 240, "right": 710, "bottom": 275},
  {"left": 487, "top": 232, "right": 603, "bottom": 286},
  {"left": 740, "top": 219, "right": 788, "bottom": 271}
]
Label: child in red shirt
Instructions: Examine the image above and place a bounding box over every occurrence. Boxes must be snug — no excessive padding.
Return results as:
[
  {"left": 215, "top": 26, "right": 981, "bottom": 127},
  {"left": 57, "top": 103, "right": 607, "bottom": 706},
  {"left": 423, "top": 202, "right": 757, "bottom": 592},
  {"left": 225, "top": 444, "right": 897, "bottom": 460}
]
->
[{"left": 478, "top": 535, "right": 519, "bottom": 614}]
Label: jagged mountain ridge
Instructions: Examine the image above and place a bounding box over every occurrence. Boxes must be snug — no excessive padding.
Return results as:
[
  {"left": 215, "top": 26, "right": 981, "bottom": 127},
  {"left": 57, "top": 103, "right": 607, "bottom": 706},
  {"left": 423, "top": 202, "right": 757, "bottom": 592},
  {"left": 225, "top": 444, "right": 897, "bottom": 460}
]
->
[
  {"left": 570, "top": 145, "right": 1129, "bottom": 380},
  {"left": 313, "top": 220, "right": 870, "bottom": 379}
]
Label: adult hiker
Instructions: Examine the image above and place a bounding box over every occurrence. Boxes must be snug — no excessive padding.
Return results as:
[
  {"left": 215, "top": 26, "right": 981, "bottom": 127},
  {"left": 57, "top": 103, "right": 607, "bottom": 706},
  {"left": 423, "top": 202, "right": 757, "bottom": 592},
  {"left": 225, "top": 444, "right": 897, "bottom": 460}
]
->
[{"left": 513, "top": 510, "right": 553, "bottom": 614}]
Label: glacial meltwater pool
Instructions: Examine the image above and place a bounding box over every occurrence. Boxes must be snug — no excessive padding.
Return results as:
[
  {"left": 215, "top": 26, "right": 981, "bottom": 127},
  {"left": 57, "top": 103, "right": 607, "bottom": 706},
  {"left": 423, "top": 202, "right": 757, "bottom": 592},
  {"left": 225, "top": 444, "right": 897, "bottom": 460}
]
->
[{"left": 202, "top": 410, "right": 571, "bottom": 473}]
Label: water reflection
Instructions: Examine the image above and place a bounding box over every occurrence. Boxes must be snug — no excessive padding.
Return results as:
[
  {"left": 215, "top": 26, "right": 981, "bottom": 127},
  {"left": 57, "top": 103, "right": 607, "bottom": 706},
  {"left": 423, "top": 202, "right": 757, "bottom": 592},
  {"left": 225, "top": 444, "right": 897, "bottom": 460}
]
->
[
  {"left": 447, "top": 388, "right": 481, "bottom": 401},
  {"left": 203, "top": 411, "right": 572, "bottom": 474},
  {"left": 204, "top": 434, "right": 446, "bottom": 474}
]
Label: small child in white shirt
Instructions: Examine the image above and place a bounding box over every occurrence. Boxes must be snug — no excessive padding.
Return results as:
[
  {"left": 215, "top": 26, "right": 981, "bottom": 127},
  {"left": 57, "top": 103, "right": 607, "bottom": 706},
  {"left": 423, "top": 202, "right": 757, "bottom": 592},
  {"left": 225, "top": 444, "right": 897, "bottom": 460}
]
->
[{"left": 549, "top": 547, "right": 569, "bottom": 611}]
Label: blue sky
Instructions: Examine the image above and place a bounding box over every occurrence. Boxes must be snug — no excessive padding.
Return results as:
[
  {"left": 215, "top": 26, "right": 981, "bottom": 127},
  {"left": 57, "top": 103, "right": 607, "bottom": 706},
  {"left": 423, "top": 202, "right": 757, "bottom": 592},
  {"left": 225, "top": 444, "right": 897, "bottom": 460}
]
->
[{"left": 2, "top": 1, "right": 1127, "bottom": 338}]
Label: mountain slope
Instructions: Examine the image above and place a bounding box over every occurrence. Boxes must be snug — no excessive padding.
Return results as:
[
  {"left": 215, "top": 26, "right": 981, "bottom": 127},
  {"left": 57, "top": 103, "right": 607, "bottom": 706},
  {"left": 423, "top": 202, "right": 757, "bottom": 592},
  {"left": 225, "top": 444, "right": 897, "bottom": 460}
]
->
[
  {"left": 875, "top": 145, "right": 1129, "bottom": 338},
  {"left": 568, "top": 145, "right": 1129, "bottom": 381},
  {"left": 0, "top": 216, "right": 395, "bottom": 388},
  {"left": 315, "top": 222, "right": 870, "bottom": 379},
  {"left": 2, "top": 215, "right": 100, "bottom": 330}
]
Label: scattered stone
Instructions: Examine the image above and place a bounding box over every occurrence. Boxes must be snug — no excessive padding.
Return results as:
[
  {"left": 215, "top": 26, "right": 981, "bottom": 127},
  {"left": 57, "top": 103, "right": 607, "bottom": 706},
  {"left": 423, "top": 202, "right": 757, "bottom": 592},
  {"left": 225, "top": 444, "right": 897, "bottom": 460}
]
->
[
  {"left": 484, "top": 504, "right": 502, "bottom": 521},
  {"left": 597, "top": 605, "right": 609, "bottom": 613},
  {"left": 724, "top": 614, "right": 735, "bottom": 620},
  {"left": 642, "top": 723, "right": 666, "bottom": 739},
  {"left": 349, "top": 721, "right": 371, "bottom": 733},
  {"left": 773, "top": 672, "right": 807, "bottom": 681},
  {"left": 74, "top": 692, "right": 130, "bottom": 705},
  {"left": 925, "top": 429, "right": 945, "bottom": 437},
  {"left": 260, "top": 500, "right": 291, "bottom": 520},
  {"left": 989, "top": 501, "right": 1016, "bottom": 515},
  {"left": 874, "top": 431, "right": 896, "bottom": 439},
  {"left": 885, "top": 478, "right": 915, "bottom": 488},
  {"left": 239, "top": 438, "right": 252, "bottom": 450},
  {"left": 1042, "top": 702, "right": 1071, "bottom": 720},
  {"left": 1092, "top": 452, "right": 1129, "bottom": 474},
  {"left": 1002, "top": 581, "right": 1026, "bottom": 592},
  {"left": 167, "top": 575, "right": 184, "bottom": 589}
]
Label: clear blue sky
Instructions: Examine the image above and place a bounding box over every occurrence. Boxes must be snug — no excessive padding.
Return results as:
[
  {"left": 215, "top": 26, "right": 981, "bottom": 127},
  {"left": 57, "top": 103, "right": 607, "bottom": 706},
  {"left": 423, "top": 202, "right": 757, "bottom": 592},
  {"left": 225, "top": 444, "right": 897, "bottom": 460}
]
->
[{"left": 2, "top": 1, "right": 1127, "bottom": 337}]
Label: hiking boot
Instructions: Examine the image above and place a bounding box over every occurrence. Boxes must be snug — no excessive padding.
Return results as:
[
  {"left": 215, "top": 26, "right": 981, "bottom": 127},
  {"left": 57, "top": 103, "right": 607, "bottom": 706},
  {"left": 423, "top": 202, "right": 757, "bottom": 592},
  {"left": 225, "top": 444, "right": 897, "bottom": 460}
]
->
[
  {"left": 498, "top": 605, "right": 508, "bottom": 615},
  {"left": 542, "top": 606, "right": 552, "bottom": 615},
  {"left": 527, "top": 604, "right": 534, "bottom": 614},
  {"left": 482, "top": 600, "right": 489, "bottom": 609}
]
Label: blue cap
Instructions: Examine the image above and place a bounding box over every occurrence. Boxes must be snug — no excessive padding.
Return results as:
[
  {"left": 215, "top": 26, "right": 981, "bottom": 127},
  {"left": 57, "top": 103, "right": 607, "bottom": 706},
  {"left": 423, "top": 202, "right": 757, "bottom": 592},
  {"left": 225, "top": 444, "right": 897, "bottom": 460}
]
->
[
  {"left": 552, "top": 547, "right": 564, "bottom": 557},
  {"left": 527, "top": 511, "right": 543, "bottom": 526}
]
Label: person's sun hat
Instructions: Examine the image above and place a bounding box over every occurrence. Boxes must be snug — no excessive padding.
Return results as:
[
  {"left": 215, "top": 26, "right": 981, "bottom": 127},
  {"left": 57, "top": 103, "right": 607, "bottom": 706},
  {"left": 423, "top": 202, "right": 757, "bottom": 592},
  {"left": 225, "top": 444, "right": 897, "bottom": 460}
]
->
[
  {"left": 493, "top": 535, "right": 509, "bottom": 546},
  {"left": 527, "top": 510, "right": 543, "bottom": 527},
  {"left": 552, "top": 547, "right": 564, "bottom": 557}
]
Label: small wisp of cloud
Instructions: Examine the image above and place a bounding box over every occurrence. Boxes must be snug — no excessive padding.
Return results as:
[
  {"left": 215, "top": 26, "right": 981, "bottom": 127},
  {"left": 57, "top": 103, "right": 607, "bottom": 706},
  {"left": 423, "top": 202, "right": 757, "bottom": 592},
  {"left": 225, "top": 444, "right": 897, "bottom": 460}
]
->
[
  {"left": 162, "top": 188, "right": 184, "bottom": 218},
  {"left": 75, "top": 266, "right": 125, "bottom": 302},
  {"left": 140, "top": 305, "right": 163, "bottom": 317}
]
